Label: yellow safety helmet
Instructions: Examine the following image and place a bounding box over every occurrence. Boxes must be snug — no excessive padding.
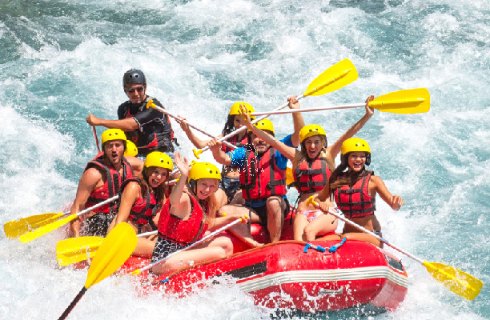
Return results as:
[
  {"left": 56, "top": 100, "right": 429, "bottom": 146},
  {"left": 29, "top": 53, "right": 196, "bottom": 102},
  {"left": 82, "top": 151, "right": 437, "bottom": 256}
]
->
[
  {"left": 229, "top": 101, "right": 255, "bottom": 116},
  {"left": 144, "top": 151, "right": 174, "bottom": 171},
  {"left": 341, "top": 137, "right": 371, "bottom": 155},
  {"left": 188, "top": 161, "right": 221, "bottom": 182},
  {"left": 101, "top": 128, "right": 127, "bottom": 145},
  {"left": 124, "top": 140, "right": 138, "bottom": 157},
  {"left": 253, "top": 118, "right": 275, "bottom": 135},
  {"left": 299, "top": 124, "right": 327, "bottom": 143}
]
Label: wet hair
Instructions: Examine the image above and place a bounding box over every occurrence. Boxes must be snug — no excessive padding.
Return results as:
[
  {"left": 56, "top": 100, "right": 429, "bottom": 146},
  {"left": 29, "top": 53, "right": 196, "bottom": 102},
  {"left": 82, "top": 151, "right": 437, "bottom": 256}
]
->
[{"left": 222, "top": 115, "right": 236, "bottom": 136}]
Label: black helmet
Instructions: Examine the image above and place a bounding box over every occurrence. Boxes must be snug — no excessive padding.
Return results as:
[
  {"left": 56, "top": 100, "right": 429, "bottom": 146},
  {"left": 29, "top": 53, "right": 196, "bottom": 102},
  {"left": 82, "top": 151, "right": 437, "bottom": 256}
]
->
[{"left": 123, "top": 69, "right": 146, "bottom": 88}]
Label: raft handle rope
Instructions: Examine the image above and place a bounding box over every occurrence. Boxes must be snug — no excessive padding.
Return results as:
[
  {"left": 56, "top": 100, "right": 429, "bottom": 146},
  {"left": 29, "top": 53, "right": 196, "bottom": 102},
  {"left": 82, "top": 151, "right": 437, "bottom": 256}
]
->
[{"left": 303, "top": 237, "right": 346, "bottom": 253}]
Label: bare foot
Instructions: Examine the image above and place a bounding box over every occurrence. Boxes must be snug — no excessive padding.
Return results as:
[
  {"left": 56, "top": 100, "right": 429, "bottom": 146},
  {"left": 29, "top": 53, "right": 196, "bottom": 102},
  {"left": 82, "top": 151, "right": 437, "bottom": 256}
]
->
[{"left": 244, "top": 238, "right": 264, "bottom": 248}]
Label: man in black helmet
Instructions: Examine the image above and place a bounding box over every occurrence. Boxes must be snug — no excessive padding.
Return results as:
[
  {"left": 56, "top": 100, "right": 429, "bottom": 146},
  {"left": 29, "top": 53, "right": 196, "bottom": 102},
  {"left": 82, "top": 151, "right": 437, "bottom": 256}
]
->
[{"left": 87, "top": 69, "right": 176, "bottom": 156}]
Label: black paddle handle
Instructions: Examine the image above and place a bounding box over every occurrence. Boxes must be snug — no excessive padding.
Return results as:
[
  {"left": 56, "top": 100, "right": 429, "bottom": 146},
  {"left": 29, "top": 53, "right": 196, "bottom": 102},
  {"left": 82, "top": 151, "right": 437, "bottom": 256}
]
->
[{"left": 58, "top": 287, "right": 87, "bottom": 320}]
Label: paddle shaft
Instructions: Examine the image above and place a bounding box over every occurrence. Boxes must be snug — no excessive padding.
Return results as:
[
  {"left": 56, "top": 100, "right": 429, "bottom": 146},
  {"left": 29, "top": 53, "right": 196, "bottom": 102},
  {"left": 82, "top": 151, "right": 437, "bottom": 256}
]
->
[
  {"left": 18, "top": 195, "right": 121, "bottom": 243},
  {"left": 56, "top": 229, "right": 157, "bottom": 267},
  {"left": 135, "top": 218, "right": 243, "bottom": 274},
  {"left": 150, "top": 103, "right": 236, "bottom": 150},
  {"left": 198, "top": 94, "right": 306, "bottom": 154},
  {"left": 137, "top": 230, "right": 157, "bottom": 238},
  {"left": 57, "top": 223, "right": 137, "bottom": 318},
  {"left": 74, "top": 195, "right": 119, "bottom": 219},
  {"left": 45, "top": 196, "right": 118, "bottom": 222},
  {"left": 91, "top": 126, "right": 101, "bottom": 152},
  {"left": 58, "top": 287, "right": 87, "bottom": 320},
  {"left": 323, "top": 205, "right": 424, "bottom": 264},
  {"left": 251, "top": 88, "right": 430, "bottom": 116},
  {"left": 252, "top": 103, "right": 364, "bottom": 116}
]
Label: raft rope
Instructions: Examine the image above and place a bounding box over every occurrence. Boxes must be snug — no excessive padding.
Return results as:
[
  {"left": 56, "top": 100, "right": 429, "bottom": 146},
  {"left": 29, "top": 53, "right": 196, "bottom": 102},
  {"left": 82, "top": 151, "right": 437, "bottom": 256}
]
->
[{"left": 303, "top": 237, "right": 347, "bottom": 253}]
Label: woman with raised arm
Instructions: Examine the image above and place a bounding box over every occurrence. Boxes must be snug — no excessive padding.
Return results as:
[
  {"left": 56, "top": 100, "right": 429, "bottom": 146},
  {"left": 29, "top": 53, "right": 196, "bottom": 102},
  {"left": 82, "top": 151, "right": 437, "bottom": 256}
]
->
[{"left": 151, "top": 153, "right": 236, "bottom": 275}]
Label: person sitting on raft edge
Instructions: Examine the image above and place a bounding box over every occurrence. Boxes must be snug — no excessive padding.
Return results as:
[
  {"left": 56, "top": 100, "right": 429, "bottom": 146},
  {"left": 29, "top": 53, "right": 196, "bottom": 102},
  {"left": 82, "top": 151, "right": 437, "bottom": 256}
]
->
[
  {"left": 314, "top": 137, "right": 403, "bottom": 247},
  {"left": 150, "top": 153, "right": 246, "bottom": 275}
]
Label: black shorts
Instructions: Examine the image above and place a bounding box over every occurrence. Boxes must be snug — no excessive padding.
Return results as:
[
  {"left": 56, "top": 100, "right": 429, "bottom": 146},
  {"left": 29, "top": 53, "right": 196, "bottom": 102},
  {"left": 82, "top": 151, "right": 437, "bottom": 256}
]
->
[
  {"left": 220, "top": 176, "right": 241, "bottom": 203},
  {"left": 81, "top": 213, "right": 114, "bottom": 237},
  {"left": 250, "top": 198, "right": 290, "bottom": 226},
  {"left": 151, "top": 236, "right": 186, "bottom": 263}
]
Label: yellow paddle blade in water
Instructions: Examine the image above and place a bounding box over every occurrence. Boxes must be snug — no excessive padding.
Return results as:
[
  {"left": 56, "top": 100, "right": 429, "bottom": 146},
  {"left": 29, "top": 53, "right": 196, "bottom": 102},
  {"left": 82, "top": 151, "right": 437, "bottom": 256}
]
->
[
  {"left": 369, "top": 88, "right": 430, "bottom": 114},
  {"left": 303, "top": 58, "right": 358, "bottom": 97},
  {"left": 56, "top": 236, "right": 104, "bottom": 267},
  {"left": 423, "top": 261, "right": 484, "bottom": 301},
  {"left": 85, "top": 222, "right": 137, "bottom": 288},
  {"left": 18, "top": 214, "right": 78, "bottom": 243},
  {"left": 4, "top": 213, "right": 64, "bottom": 239}
]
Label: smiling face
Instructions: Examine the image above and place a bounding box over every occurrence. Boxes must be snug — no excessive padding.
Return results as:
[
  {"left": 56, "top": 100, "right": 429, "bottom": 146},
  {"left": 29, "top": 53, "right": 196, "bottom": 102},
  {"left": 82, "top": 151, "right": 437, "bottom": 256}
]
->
[
  {"left": 103, "top": 140, "right": 125, "bottom": 167},
  {"left": 195, "top": 178, "right": 219, "bottom": 200},
  {"left": 251, "top": 130, "right": 272, "bottom": 155},
  {"left": 125, "top": 83, "right": 146, "bottom": 104},
  {"left": 347, "top": 152, "right": 367, "bottom": 172},
  {"left": 303, "top": 135, "right": 325, "bottom": 159},
  {"left": 146, "top": 167, "right": 169, "bottom": 188}
]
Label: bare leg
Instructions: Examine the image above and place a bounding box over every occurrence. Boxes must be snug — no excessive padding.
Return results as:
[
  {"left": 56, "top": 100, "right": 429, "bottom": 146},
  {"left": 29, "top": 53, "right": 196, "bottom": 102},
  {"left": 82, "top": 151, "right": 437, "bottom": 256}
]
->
[
  {"left": 151, "top": 236, "right": 233, "bottom": 275},
  {"left": 215, "top": 188, "right": 228, "bottom": 208},
  {"left": 316, "top": 234, "right": 342, "bottom": 241},
  {"left": 266, "top": 197, "right": 286, "bottom": 243},
  {"left": 219, "top": 205, "right": 263, "bottom": 247},
  {"left": 342, "top": 232, "right": 381, "bottom": 247},
  {"left": 304, "top": 214, "right": 338, "bottom": 241},
  {"left": 372, "top": 215, "right": 383, "bottom": 248},
  {"left": 293, "top": 213, "right": 309, "bottom": 241},
  {"left": 230, "top": 191, "right": 244, "bottom": 205},
  {"left": 341, "top": 216, "right": 382, "bottom": 247},
  {"left": 134, "top": 237, "right": 157, "bottom": 258}
]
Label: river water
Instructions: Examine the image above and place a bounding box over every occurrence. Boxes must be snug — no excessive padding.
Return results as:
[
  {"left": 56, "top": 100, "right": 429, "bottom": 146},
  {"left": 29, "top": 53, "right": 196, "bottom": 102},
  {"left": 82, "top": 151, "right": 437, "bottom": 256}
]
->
[{"left": 0, "top": 1, "right": 489, "bottom": 319}]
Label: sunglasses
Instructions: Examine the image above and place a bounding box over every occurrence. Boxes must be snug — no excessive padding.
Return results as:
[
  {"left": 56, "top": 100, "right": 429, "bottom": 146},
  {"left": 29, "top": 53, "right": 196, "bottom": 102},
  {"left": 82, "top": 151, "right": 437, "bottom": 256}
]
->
[{"left": 126, "top": 86, "right": 145, "bottom": 93}]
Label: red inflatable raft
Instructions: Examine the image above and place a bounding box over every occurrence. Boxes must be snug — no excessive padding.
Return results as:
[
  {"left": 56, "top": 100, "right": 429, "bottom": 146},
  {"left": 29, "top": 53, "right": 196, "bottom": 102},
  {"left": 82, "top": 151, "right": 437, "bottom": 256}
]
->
[{"left": 121, "top": 218, "right": 408, "bottom": 313}]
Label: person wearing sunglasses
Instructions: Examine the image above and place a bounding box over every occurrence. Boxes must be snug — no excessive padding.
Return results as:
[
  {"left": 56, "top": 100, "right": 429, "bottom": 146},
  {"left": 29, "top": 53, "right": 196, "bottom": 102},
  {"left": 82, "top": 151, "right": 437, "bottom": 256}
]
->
[{"left": 86, "top": 69, "right": 177, "bottom": 156}]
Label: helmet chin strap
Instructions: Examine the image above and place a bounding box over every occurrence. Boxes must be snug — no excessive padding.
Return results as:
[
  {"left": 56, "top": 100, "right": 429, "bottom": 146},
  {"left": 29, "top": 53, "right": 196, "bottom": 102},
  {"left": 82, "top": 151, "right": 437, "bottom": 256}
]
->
[{"left": 188, "top": 180, "right": 197, "bottom": 196}]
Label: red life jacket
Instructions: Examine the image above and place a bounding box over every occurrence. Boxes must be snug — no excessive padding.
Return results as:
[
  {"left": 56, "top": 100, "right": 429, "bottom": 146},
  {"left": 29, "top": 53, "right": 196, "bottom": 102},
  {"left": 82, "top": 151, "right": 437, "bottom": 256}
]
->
[
  {"left": 240, "top": 148, "right": 287, "bottom": 201},
  {"left": 157, "top": 192, "right": 208, "bottom": 245},
  {"left": 334, "top": 171, "right": 376, "bottom": 219},
  {"left": 85, "top": 152, "right": 134, "bottom": 215},
  {"left": 293, "top": 157, "right": 330, "bottom": 194},
  {"left": 120, "top": 178, "right": 158, "bottom": 231}
]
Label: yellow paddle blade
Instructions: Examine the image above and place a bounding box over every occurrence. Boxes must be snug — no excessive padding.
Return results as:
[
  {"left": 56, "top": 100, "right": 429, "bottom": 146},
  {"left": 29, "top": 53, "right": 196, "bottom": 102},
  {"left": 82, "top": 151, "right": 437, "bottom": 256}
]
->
[
  {"left": 57, "top": 249, "right": 98, "bottom": 267},
  {"left": 303, "top": 59, "right": 358, "bottom": 97},
  {"left": 423, "top": 261, "right": 484, "bottom": 300},
  {"left": 56, "top": 236, "right": 104, "bottom": 267},
  {"left": 3, "top": 213, "right": 64, "bottom": 239},
  {"left": 85, "top": 222, "right": 137, "bottom": 288},
  {"left": 193, "top": 148, "right": 203, "bottom": 159},
  {"left": 286, "top": 167, "right": 294, "bottom": 187},
  {"left": 369, "top": 88, "right": 430, "bottom": 114},
  {"left": 18, "top": 214, "right": 78, "bottom": 243}
]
